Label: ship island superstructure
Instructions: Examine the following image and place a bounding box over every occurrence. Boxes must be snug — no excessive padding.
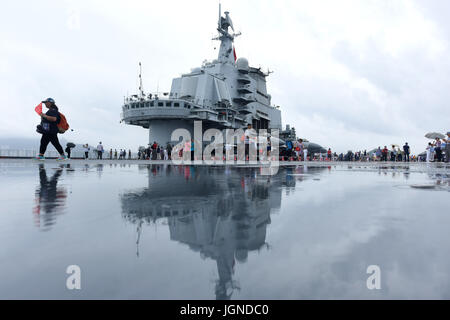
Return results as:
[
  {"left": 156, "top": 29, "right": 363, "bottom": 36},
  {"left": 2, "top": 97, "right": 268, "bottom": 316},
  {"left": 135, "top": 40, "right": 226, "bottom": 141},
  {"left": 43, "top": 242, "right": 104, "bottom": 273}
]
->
[{"left": 121, "top": 5, "right": 283, "bottom": 146}]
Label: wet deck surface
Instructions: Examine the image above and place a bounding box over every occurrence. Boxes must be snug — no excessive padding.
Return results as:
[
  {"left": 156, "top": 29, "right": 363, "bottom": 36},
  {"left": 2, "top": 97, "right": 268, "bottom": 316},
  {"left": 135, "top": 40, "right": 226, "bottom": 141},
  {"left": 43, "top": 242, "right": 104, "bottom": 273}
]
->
[{"left": 0, "top": 160, "right": 449, "bottom": 299}]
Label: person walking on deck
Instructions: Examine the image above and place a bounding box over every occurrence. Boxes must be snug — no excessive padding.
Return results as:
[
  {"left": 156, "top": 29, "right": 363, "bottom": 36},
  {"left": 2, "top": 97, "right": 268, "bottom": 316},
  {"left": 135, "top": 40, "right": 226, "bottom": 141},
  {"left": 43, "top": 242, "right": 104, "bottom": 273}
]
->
[{"left": 35, "top": 98, "right": 67, "bottom": 161}]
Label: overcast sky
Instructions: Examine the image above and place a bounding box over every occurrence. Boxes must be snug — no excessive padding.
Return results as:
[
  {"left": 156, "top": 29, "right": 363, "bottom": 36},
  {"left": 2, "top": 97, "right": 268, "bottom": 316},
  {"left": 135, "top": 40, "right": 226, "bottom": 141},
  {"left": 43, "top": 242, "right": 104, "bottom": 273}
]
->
[{"left": 1, "top": 0, "right": 449, "bottom": 153}]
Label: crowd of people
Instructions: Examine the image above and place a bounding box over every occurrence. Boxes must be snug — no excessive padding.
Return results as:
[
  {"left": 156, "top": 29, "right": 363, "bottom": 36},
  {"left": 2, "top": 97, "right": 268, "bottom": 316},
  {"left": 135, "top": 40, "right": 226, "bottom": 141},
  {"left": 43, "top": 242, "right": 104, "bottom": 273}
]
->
[
  {"left": 331, "top": 143, "right": 418, "bottom": 162},
  {"left": 138, "top": 142, "right": 173, "bottom": 160},
  {"left": 372, "top": 143, "right": 412, "bottom": 162},
  {"left": 67, "top": 136, "right": 450, "bottom": 163},
  {"left": 322, "top": 136, "right": 450, "bottom": 163},
  {"left": 75, "top": 143, "right": 133, "bottom": 160},
  {"left": 34, "top": 99, "right": 449, "bottom": 164},
  {"left": 425, "top": 136, "right": 449, "bottom": 163}
]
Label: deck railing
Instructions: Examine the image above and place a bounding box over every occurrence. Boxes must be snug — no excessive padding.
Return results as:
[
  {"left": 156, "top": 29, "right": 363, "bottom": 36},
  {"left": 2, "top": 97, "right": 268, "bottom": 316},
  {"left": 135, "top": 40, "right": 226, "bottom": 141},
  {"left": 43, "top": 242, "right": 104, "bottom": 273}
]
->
[{"left": 0, "top": 149, "right": 142, "bottom": 160}]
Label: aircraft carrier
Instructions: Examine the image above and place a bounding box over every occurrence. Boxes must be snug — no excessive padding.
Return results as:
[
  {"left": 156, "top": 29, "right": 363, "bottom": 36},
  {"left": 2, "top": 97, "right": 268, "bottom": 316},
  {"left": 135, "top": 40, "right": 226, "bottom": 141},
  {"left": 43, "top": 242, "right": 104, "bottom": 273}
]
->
[{"left": 121, "top": 5, "right": 285, "bottom": 146}]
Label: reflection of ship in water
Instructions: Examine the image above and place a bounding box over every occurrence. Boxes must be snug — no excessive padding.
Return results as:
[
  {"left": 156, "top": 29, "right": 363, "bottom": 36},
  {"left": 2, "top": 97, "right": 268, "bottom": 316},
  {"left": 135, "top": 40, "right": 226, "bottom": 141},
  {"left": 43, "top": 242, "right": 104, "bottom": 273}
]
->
[
  {"left": 120, "top": 165, "right": 325, "bottom": 299},
  {"left": 33, "top": 164, "right": 68, "bottom": 231}
]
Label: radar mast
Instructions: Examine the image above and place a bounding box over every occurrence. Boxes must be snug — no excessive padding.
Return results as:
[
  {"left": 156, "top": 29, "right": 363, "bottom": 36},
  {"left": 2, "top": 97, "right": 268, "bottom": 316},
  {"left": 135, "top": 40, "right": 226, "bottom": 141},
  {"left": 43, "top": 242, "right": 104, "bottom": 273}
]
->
[
  {"left": 138, "top": 62, "right": 145, "bottom": 98},
  {"left": 214, "top": 4, "right": 241, "bottom": 64}
]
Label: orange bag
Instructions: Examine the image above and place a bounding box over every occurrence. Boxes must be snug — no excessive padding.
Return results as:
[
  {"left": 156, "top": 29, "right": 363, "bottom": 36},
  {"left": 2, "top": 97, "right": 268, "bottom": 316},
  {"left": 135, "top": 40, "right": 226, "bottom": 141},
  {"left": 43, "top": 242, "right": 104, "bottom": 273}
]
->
[{"left": 58, "top": 113, "right": 70, "bottom": 133}]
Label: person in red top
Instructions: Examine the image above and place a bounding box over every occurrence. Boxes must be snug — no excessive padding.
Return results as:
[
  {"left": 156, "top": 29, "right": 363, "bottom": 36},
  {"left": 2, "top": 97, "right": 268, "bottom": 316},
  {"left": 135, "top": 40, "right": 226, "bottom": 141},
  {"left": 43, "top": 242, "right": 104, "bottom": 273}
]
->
[
  {"left": 382, "top": 146, "right": 389, "bottom": 161},
  {"left": 327, "top": 148, "right": 332, "bottom": 161}
]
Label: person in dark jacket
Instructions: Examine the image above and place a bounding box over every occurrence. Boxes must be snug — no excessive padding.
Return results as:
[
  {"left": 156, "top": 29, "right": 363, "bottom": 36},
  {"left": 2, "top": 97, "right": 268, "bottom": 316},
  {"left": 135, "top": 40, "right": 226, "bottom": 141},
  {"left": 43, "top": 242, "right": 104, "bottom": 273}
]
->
[
  {"left": 65, "top": 146, "right": 71, "bottom": 159},
  {"left": 445, "top": 132, "right": 450, "bottom": 163},
  {"left": 167, "top": 143, "right": 173, "bottom": 160},
  {"left": 403, "top": 142, "right": 410, "bottom": 162},
  {"left": 35, "top": 98, "right": 66, "bottom": 160}
]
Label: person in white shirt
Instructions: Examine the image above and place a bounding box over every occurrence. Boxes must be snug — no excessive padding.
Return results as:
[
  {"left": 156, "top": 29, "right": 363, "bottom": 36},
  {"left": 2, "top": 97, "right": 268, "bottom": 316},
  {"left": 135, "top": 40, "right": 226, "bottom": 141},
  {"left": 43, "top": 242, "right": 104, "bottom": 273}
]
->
[
  {"left": 244, "top": 124, "right": 257, "bottom": 161},
  {"left": 97, "top": 142, "right": 104, "bottom": 160},
  {"left": 426, "top": 143, "right": 432, "bottom": 163},
  {"left": 83, "top": 144, "right": 90, "bottom": 159}
]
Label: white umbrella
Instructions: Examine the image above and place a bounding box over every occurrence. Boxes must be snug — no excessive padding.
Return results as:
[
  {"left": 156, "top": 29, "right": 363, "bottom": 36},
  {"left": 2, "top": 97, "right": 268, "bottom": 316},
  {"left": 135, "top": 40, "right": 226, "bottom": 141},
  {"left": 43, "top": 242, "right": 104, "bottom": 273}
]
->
[{"left": 425, "top": 132, "right": 445, "bottom": 139}]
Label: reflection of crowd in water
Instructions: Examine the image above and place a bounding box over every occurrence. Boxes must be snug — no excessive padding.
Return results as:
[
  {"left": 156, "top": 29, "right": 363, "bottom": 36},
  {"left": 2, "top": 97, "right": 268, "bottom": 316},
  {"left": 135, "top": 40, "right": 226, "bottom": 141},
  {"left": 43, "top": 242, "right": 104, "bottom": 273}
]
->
[
  {"left": 372, "top": 164, "right": 450, "bottom": 188},
  {"left": 426, "top": 166, "right": 450, "bottom": 188}
]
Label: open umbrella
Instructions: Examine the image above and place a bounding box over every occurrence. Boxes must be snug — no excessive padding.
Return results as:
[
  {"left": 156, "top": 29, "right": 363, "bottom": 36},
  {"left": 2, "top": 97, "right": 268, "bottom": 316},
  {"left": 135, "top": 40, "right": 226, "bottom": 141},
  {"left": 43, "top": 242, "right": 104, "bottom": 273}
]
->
[
  {"left": 425, "top": 132, "right": 445, "bottom": 139},
  {"left": 66, "top": 142, "right": 76, "bottom": 148}
]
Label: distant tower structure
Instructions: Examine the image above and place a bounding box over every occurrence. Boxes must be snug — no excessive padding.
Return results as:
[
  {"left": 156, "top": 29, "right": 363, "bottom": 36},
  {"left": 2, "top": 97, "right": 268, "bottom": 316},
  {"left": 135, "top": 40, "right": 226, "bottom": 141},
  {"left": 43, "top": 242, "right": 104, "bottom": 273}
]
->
[
  {"left": 121, "top": 5, "right": 287, "bottom": 145},
  {"left": 138, "top": 62, "right": 145, "bottom": 99},
  {"left": 280, "top": 125, "right": 297, "bottom": 141}
]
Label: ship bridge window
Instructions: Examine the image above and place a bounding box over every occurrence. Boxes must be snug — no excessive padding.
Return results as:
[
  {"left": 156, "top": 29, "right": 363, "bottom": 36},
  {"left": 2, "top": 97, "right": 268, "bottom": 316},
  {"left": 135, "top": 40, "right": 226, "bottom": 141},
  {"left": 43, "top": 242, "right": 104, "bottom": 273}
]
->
[
  {"left": 174, "top": 102, "right": 180, "bottom": 107},
  {"left": 158, "top": 102, "right": 164, "bottom": 107},
  {"left": 166, "top": 102, "right": 172, "bottom": 107},
  {"left": 145, "top": 102, "right": 150, "bottom": 108},
  {"left": 140, "top": 103, "right": 144, "bottom": 108},
  {"left": 150, "top": 101, "right": 154, "bottom": 107},
  {"left": 131, "top": 103, "right": 136, "bottom": 109}
]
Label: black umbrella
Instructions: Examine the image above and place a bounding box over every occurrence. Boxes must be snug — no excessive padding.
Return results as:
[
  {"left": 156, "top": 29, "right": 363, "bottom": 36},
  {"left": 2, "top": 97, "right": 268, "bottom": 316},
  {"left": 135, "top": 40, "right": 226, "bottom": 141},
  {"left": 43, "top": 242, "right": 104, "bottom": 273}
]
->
[{"left": 66, "top": 142, "right": 76, "bottom": 148}]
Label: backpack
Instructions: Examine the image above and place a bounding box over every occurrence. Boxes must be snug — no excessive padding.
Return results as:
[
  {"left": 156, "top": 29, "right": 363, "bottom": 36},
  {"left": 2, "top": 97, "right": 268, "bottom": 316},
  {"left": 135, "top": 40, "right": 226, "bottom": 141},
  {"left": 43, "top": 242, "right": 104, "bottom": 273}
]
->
[{"left": 58, "top": 112, "right": 70, "bottom": 133}]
